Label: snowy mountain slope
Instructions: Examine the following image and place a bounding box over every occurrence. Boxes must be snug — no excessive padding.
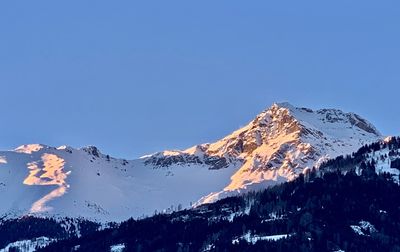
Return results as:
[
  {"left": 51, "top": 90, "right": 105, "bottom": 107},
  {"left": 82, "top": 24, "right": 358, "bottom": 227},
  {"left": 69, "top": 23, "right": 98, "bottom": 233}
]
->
[
  {"left": 0, "top": 144, "right": 240, "bottom": 222},
  {"left": 192, "top": 103, "right": 382, "bottom": 204},
  {"left": 0, "top": 103, "right": 382, "bottom": 222}
]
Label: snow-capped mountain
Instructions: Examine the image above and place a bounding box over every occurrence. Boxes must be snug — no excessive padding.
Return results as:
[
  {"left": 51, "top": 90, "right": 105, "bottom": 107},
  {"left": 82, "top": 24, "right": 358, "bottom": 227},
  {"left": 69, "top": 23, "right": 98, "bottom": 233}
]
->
[
  {"left": 194, "top": 102, "right": 382, "bottom": 204},
  {"left": 0, "top": 103, "right": 382, "bottom": 222}
]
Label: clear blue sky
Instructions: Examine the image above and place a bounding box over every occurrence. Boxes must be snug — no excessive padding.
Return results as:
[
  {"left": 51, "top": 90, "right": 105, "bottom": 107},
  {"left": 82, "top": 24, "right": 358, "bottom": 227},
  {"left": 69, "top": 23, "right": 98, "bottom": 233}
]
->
[{"left": 0, "top": 1, "right": 399, "bottom": 158}]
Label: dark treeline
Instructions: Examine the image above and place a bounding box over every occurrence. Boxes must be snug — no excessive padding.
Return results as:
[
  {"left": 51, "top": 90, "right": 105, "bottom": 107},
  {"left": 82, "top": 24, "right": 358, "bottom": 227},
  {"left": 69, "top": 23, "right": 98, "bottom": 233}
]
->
[
  {"left": 319, "top": 136, "right": 400, "bottom": 172},
  {"left": 0, "top": 216, "right": 100, "bottom": 249}
]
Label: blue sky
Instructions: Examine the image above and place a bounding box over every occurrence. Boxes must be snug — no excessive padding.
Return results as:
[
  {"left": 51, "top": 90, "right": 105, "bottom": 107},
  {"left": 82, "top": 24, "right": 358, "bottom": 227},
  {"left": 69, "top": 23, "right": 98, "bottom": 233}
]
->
[{"left": 0, "top": 1, "right": 399, "bottom": 158}]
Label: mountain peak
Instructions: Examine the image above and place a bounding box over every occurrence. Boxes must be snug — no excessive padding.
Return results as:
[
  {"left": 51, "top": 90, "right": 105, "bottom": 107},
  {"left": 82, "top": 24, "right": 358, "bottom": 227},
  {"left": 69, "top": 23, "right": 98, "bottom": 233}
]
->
[
  {"left": 272, "top": 102, "right": 295, "bottom": 109},
  {"left": 194, "top": 103, "right": 383, "bottom": 204},
  {"left": 262, "top": 103, "right": 381, "bottom": 137}
]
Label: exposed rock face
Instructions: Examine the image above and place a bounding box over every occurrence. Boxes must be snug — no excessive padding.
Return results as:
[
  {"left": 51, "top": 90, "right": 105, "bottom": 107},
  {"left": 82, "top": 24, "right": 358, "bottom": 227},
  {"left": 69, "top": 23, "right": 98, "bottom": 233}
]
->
[
  {"left": 144, "top": 152, "right": 230, "bottom": 170},
  {"left": 82, "top": 146, "right": 101, "bottom": 158}
]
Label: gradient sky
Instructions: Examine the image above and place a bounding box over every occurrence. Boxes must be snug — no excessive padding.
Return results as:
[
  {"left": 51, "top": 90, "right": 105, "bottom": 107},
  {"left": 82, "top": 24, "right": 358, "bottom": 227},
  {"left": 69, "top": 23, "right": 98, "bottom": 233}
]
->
[{"left": 0, "top": 1, "right": 399, "bottom": 158}]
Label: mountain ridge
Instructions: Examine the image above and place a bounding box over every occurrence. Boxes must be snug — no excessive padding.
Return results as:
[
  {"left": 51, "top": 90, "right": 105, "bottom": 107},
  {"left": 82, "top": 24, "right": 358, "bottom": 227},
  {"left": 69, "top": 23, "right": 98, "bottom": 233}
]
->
[{"left": 0, "top": 103, "right": 382, "bottom": 222}]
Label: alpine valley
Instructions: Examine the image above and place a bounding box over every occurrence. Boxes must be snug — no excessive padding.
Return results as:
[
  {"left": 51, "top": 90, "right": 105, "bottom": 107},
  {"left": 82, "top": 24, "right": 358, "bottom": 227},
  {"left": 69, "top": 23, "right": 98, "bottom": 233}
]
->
[{"left": 2, "top": 102, "right": 399, "bottom": 252}]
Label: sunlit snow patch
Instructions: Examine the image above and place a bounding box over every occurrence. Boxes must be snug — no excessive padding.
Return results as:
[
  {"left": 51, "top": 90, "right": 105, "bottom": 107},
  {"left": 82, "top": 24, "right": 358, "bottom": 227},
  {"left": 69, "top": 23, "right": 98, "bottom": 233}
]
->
[
  {"left": 15, "top": 144, "right": 44, "bottom": 154},
  {"left": 23, "top": 153, "right": 70, "bottom": 213}
]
